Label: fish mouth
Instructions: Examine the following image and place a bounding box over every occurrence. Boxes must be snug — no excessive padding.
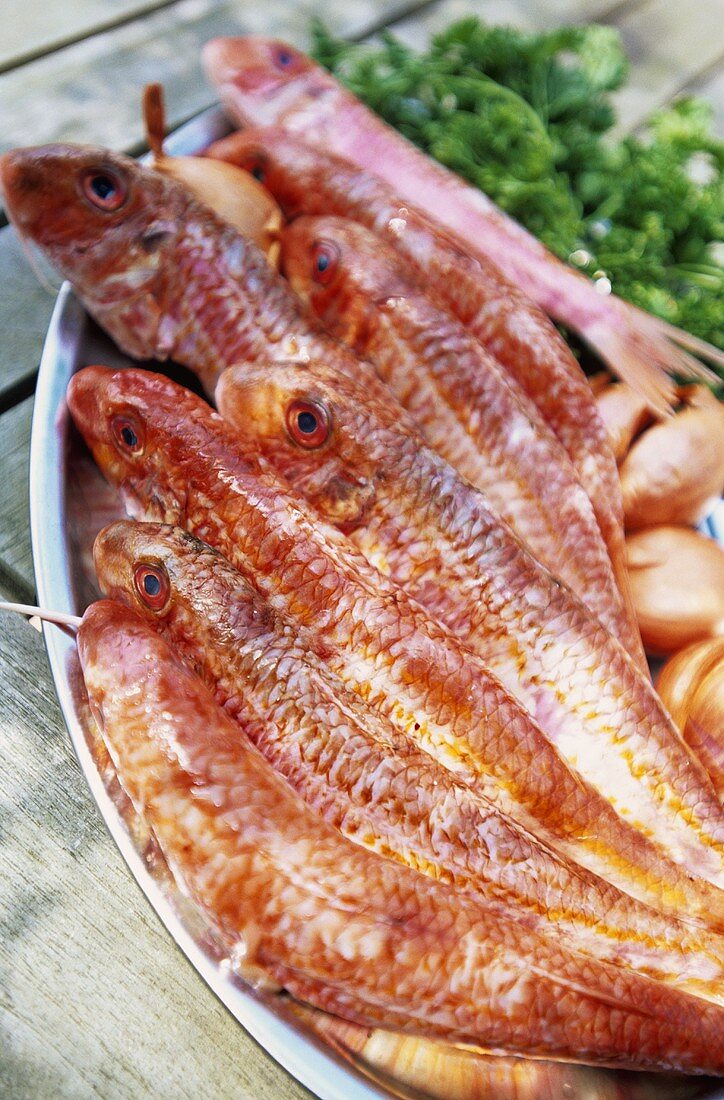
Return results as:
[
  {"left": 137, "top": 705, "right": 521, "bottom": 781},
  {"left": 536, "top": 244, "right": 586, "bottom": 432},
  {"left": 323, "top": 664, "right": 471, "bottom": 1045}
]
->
[
  {"left": 203, "top": 38, "right": 308, "bottom": 103},
  {"left": 0, "top": 149, "right": 34, "bottom": 228},
  {"left": 67, "top": 365, "right": 112, "bottom": 439},
  {"left": 0, "top": 145, "right": 65, "bottom": 227},
  {"left": 0, "top": 149, "right": 20, "bottom": 193},
  {"left": 202, "top": 39, "right": 271, "bottom": 94},
  {"left": 0, "top": 152, "right": 64, "bottom": 292}
]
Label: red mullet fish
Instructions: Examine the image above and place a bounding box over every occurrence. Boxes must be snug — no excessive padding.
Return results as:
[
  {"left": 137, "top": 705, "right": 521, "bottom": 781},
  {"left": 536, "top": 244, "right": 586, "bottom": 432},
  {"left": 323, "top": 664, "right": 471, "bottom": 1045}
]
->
[
  {"left": 278, "top": 212, "right": 640, "bottom": 652},
  {"left": 214, "top": 346, "right": 721, "bottom": 897},
  {"left": 77, "top": 599, "right": 724, "bottom": 1073},
  {"left": 66, "top": 365, "right": 724, "bottom": 926},
  {"left": 92, "top": 518, "right": 724, "bottom": 1000},
  {"left": 202, "top": 36, "right": 723, "bottom": 410},
  {"left": 203, "top": 123, "right": 644, "bottom": 662},
  {"left": 0, "top": 141, "right": 643, "bottom": 666}
]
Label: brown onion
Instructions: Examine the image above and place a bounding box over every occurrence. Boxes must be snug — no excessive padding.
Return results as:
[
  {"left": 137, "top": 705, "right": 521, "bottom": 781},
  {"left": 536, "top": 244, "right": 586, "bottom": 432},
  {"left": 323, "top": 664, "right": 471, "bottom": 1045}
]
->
[
  {"left": 596, "top": 382, "right": 653, "bottom": 463},
  {"left": 143, "top": 84, "right": 282, "bottom": 266},
  {"left": 620, "top": 389, "right": 724, "bottom": 529},
  {"left": 657, "top": 637, "right": 724, "bottom": 797},
  {"left": 626, "top": 526, "right": 724, "bottom": 654}
]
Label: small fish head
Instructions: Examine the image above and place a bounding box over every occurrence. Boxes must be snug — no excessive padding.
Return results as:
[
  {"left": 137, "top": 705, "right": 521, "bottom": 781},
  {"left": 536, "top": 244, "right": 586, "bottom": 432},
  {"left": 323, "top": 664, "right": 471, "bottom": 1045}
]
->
[
  {"left": 93, "top": 518, "right": 271, "bottom": 678},
  {"left": 217, "top": 359, "right": 381, "bottom": 532},
  {"left": 77, "top": 598, "right": 165, "bottom": 718},
  {"left": 93, "top": 519, "right": 218, "bottom": 622},
  {"left": 0, "top": 145, "right": 186, "bottom": 316},
  {"left": 281, "top": 215, "right": 406, "bottom": 350},
  {"left": 205, "top": 127, "right": 308, "bottom": 217},
  {"left": 202, "top": 37, "right": 331, "bottom": 127},
  {"left": 67, "top": 365, "right": 210, "bottom": 528}
]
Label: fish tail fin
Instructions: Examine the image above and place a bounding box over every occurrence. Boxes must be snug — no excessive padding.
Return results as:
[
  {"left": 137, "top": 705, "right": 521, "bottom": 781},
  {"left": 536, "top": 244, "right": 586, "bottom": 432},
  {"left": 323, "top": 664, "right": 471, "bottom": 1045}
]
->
[{"left": 583, "top": 301, "right": 720, "bottom": 417}]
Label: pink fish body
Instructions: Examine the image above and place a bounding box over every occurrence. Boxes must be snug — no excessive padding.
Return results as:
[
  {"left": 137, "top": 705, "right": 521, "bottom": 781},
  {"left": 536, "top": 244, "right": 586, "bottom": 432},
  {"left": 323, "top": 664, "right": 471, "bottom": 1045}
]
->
[
  {"left": 93, "top": 519, "right": 724, "bottom": 997},
  {"left": 215, "top": 348, "right": 723, "bottom": 897},
  {"left": 279, "top": 212, "right": 636, "bottom": 651}
]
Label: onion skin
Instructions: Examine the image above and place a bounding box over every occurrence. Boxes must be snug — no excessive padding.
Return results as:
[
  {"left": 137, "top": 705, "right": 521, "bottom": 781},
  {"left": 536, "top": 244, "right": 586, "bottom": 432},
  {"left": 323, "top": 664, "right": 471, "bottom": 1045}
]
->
[
  {"left": 596, "top": 382, "right": 653, "bottom": 463},
  {"left": 155, "top": 154, "right": 282, "bottom": 266},
  {"left": 657, "top": 638, "right": 724, "bottom": 799},
  {"left": 142, "top": 82, "right": 282, "bottom": 264},
  {"left": 627, "top": 527, "right": 724, "bottom": 654},
  {"left": 620, "top": 397, "right": 724, "bottom": 529}
]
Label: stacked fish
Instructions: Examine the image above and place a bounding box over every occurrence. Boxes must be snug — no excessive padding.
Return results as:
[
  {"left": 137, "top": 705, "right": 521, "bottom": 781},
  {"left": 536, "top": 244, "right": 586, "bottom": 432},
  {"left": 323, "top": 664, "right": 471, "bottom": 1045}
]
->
[{"left": 3, "top": 36, "right": 724, "bottom": 1092}]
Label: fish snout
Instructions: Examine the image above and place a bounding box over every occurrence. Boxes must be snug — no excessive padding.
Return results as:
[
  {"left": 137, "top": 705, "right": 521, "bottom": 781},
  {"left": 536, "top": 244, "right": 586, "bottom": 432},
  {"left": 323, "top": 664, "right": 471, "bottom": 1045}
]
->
[
  {"left": 0, "top": 148, "right": 46, "bottom": 227},
  {"left": 201, "top": 38, "right": 246, "bottom": 87},
  {"left": 202, "top": 36, "right": 304, "bottom": 102},
  {"left": 67, "top": 365, "right": 114, "bottom": 438},
  {"left": 93, "top": 520, "right": 138, "bottom": 595}
]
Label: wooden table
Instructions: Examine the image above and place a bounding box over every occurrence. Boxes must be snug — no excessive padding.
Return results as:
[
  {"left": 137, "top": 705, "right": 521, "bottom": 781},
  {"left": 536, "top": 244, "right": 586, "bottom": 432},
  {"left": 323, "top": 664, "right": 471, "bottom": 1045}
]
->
[{"left": 1, "top": 2, "right": 722, "bottom": 1097}]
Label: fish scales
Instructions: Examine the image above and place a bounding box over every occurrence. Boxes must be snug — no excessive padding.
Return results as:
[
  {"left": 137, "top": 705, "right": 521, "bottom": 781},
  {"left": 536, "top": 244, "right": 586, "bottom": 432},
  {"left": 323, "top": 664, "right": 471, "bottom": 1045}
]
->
[
  {"left": 5, "top": 144, "right": 724, "bottom": 932},
  {"left": 205, "top": 124, "right": 643, "bottom": 666},
  {"left": 202, "top": 38, "right": 720, "bottom": 407},
  {"left": 280, "top": 214, "right": 627, "bottom": 644},
  {"left": 93, "top": 521, "right": 724, "bottom": 995},
  {"left": 68, "top": 367, "right": 724, "bottom": 929},
  {"left": 216, "top": 351, "right": 722, "bottom": 877},
  {"left": 78, "top": 600, "right": 724, "bottom": 1072},
  {"left": 0, "top": 140, "right": 642, "bottom": 668}
]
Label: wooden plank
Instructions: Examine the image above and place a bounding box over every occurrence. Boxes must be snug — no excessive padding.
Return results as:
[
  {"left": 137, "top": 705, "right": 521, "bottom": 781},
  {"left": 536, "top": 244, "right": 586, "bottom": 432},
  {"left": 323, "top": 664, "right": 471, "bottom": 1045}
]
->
[
  {"left": 0, "top": 0, "right": 178, "bottom": 73},
  {"left": 0, "top": 608, "right": 312, "bottom": 1100},
  {"left": 0, "top": 398, "right": 34, "bottom": 590},
  {"left": 388, "top": 0, "right": 622, "bottom": 49},
  {"left": 686, "top": 63, "right": 724, "bottom": 138},
  {"left": 0, "top": 0, "right": 424, "bottom": 157},
  {"left": 0, "top": 227, "right": 56, "bottom": 401},
  {"left": 608, "top": 0, "right": 724, "bottom": 136},
  {"left": 360, "top": 0, "right": 724, "bottom": 139}
]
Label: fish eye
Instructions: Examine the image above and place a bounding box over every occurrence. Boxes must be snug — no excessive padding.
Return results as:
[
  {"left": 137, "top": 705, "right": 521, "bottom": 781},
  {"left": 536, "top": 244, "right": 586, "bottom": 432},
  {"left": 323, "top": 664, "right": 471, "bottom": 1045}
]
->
[
  {"left": 239, "top": 152, "right": 267, "bottom": 184},
  {"left": 285, "top": 398, "right": 330, "bottom": 448},
  {"left": 311, "top": 241, "right": 339, "bottom": 286},
  {"left": 81, "top": 168, "right": 128, "bottom": 212},
  {"left": 274, "top": 46, "right": 299, "bottom": 70},
  {"left": 111, "top": 414, "right": 144, "bottom": 455},
  {"left": 133, "top": 563, "right": 170, "bottom": 611}
]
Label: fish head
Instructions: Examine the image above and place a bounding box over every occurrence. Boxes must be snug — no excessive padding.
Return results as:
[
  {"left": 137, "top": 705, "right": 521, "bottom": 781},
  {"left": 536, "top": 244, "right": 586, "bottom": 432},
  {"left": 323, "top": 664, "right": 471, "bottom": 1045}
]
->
[
  {"left": 217, "top": 359, "right": 383, "bottom": 532},
  {"left": 202, "top": 37, "right": 337, "bottom": 128},
  {"left": 281, "top": 215, "right": 409, "bottom": 350},
  {"left": 204, "top": 126, "right": 312, "bottom": 218},
  {"left": 93, "top": 518, "right": 270, "bottom": 669},
  {"left": 67, "top": 365, "right": 237, "bottom": 523},
  {"left": 94, "top": 518, "right": 220, "bottom": 623},
  {"left": 0, "top": 144, "right": 186, "bottom": 305}
]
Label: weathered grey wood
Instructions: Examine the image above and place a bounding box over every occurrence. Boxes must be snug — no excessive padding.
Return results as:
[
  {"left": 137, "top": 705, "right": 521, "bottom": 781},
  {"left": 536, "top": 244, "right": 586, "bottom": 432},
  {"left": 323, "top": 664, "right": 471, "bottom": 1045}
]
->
[
  {"left": 0, "top": 0, "right": 179, "bottom": 72},
  {"left": 0, "top": 397, "right": 34, "bottom": 590},
  {"left": 0, "top": 0, "right": 426, "bottom": 157},
  {"left": 389, "top": 0, "right": 624, "bottom": 49},
  {"left": 0, "top": 226, "right": 57, "bottom": 399},
  {"left": 686, "top": 63, "right": 724, "bottom": 139},
  {"left": 609, "top": 0, "right": 724, "bottom": 136},
  {"left": 0, "top": 608, "right": 312, "bottom": 1100}
]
